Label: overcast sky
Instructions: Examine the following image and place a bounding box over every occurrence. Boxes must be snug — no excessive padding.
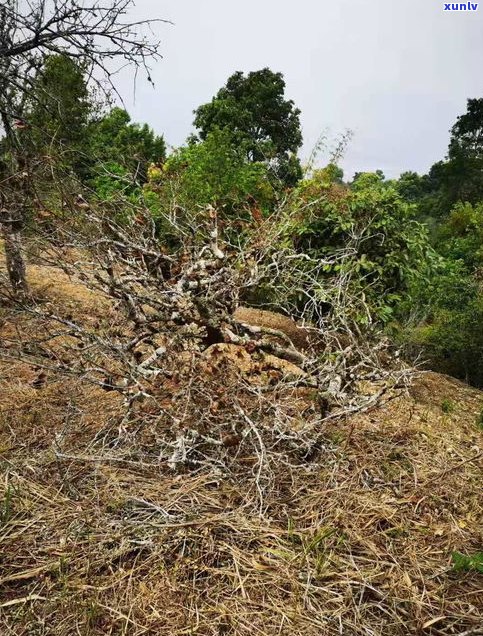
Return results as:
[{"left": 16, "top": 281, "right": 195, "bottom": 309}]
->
[{"left": 118, "top": 0, "right": 483, "bottom": 179}]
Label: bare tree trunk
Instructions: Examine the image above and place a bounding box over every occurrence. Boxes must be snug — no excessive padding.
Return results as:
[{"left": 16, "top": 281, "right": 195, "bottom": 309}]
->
[
  {"left": 0, "top": 104, "right": 30, "bottom": 300},
  {"left": 1, "top": 222, "right": 29, "bottom": 299}
]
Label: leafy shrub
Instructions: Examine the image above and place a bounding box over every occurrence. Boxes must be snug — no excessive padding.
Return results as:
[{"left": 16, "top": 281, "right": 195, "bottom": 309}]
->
[
  {"left": 438, "top": 201, "right": 483, "bottom": 269},
  {"left": 401, "top": 202, "right": 483, "bottom": 387},
  {"left": 280, "top": 170, "right": 434, "bottom": 324},
  {"left": 414, "top": 296, "right": 483, "bottom": 387},
  {"left": 143, "top": 128, "right": 275, "bottom": 246},
  {"left": 159, "top": 129, "right": 274, "bottom": 212},
  {"left": 86, "top": 107, "right": 166, "bottom": 189}
]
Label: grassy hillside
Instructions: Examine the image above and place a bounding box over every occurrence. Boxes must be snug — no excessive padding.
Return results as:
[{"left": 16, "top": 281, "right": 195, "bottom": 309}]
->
[{"left": 1, "top": 252, "right": 482, "bottom": 635}]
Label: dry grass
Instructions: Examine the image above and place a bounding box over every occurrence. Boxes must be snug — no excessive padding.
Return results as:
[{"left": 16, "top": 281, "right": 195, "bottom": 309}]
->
[{"left": 1, "top": 258, "right": 483, "bottom": 635}]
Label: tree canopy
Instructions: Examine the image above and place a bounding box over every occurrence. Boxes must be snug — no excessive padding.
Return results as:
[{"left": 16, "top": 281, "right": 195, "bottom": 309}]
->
[
  {"left": 26, "top": 54, "right": 92, "bottom": 151},
  {"left": 419, "top": 98, "right": 483, "bottom": 216},
  {"left": 86, "top": 107, "right": 166, "bottom": 188},
  {"left": 193, "top": 68, "right": 303, "bottom": 186}
]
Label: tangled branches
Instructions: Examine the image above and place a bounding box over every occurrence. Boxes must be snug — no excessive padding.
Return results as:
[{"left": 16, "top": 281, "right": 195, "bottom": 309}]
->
[
  {"left": 0, "top": 195, "right": 414, "bottom": 510},
  {"left": 0, "top": 0, "right": 168, "bottom": 299}
]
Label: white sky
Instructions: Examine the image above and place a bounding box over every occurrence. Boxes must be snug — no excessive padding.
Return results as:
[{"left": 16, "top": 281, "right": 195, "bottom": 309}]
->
[{"left": 118, "top": 0, "right": 483, "bottom": 179}]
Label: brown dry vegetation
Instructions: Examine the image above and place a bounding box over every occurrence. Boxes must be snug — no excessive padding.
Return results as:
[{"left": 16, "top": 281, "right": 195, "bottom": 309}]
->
[
  {"left": 1, "top": 257, "right": 483, "bottom": 636},
  {"left": 233, "top": 307, "right": 312, "bottom": 351}
]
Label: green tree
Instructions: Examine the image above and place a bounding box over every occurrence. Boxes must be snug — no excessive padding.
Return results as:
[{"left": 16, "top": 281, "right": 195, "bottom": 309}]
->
[
  {"left": 144, "top": 128, "right": 275, "bottom": 242},
  {"left": 401, "top": 201, "right": 483, "bottom": 387},
  {"left": 438, "top": 201, "right": 483, "bottom": 268},
  {"left": 26, "top": 54, "right": 93, "bottom": 153},
  {"left": 193, "top": 68, "right": 303, "bottom": 187},
  {"left": 407, "top": 263, "right": 483, "bottom": 387},
  {"left": 396, "top": 171, "right": 428, "bottom": 203},
  {"left": 449, "top": 98, "right": 483, "bottom": 161},
  {"left": 163, "top": 129, "right": 272, "bottom": 209},
  {"left": 351, "top": 170, "right": 386, "bottom": 190},
  {"left": 315, "top": 163, "right": 344, "bottom": 185},
  {"left": 351, "top": 170, "right": 386, "bottom": 188},
  {"left": 443, "top": 98, "right": 483, "bottom": 207},
  {"left": 418, "top": 99, "right": 483, "bottom": 217},
  {"left": 86, "top": 107, "right": 166, "bottom": 194}
]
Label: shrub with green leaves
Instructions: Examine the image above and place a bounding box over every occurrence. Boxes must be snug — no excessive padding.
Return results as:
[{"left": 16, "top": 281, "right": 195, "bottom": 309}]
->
[
  {"left": 401, "top": 201, "right": 483, "bottom": 386},
  {"left": 143, "top": 128, "right": 275, "bottom": 245},
  {"left": 280, "top": 169, "right": 434, "bottom": 324},
  {"left": 438, "top": 201, "right": 483, "bottom": 269},
  {"left": 164, "top": 129, "right": 273, "bottom": 211},
  {"left": 409, "top": 290, "right": 483, "bottom": 387}
]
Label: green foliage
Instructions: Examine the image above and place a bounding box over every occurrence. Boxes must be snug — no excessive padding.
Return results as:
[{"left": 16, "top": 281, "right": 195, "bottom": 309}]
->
[
  {"left": 451, "top": 551, "right": 483, "bottom": 574},
  {"left": 441, "top": 398, "right": 455, "bottom": 414},
  {"left": 26, "top": 54, "right": 93, "bottom": 153},
  {"left": 351, "top": 170, "right": 386, "bottom": 189},
  {"left": 145, "top": 128, "right": 275, "bottom": 223},
  {"left": 86, "top": 107, "right": 166, "bottom": 190},
  {"left": 314, "top": 163, "right": 344, "bottom": 185},
  {"left": 89, "top": 162, "right": 136, "bottom": 202},
  {"left": 395, "top": 171, "right": 429, "bottom": 203},
  {"left": 391, "top": 99, "right": 483, "bottom": 387},
  {"left": 193, "top": 68, "right": 303, "bottom": 186},
  {"left": 449, "top": 98, "right": 483, "bottom": 162},
  {"left": 411, "top": 293, "right": 483, "bottom": 387},
  {"left": 437, "top": 201, "right": 483, "bottom": 269},
  {"left": 424, "top": 99, "right": 483, "bottom": 217},
  {"left": 394, "top": 100, "right": 483, "bottom": 220},
  {"left": 283, "top": 170, "right": 434, "bottom": 322},
  {"left": 0, "top": 55, "right": 95, "bottom": 226},
  {"left": 400, "top": 200, "right": 483, "bottom": 387}
]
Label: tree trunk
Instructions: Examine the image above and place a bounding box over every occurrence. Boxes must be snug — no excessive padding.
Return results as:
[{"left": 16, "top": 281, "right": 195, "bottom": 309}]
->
[{"left": 2, "top": 223, "right": 29, "bottom": 299}]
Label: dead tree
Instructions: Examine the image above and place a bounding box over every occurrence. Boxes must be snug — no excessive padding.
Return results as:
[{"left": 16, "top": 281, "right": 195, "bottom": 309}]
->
[
  {"left": 0, "top": 183, "right": 414, "bottom": 479},
  {"left": 0, "top": 0, "right": 167, "bottom": 299}
]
